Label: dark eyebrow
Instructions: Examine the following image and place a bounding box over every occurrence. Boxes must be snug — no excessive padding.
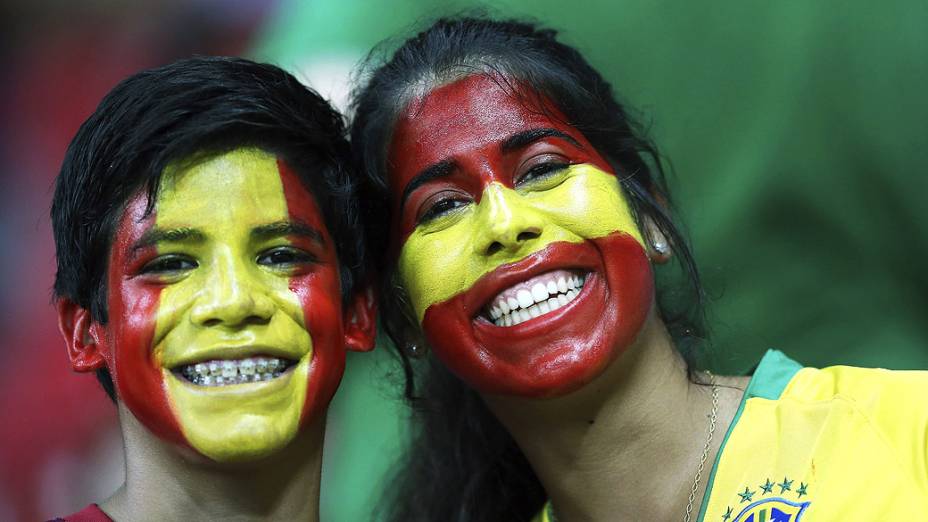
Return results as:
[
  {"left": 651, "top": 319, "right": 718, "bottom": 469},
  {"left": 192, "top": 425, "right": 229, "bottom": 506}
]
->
[
  {"left": 133, "top": 227, "right": 206, "bottom": 252},
  {"left": 251, "top": 220, "right": 324, "bottom": 244},
  {"left": 400, "top": 159, "right": 456, "bottom": 211},
  {"left": 500, "top": 128, "right": 583, "bottom": 153}
]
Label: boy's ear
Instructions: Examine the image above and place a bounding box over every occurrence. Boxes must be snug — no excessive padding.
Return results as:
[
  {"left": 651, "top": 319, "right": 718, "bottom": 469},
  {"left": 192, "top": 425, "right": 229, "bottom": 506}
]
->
[
  {"left": 343, "top": 285, "right": 377, "bottom": 352},
  {"left": 56, "top": 298, "right": 106, "bottom": 372}
]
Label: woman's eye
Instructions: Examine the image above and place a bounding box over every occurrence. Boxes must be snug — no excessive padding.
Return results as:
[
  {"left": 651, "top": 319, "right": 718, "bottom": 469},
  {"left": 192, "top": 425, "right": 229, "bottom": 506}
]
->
[
  {"left": 257, "top": 247, "right": 315, "bottom": 267},
  {"left": 140, "top": 255, "right": 197, "bottom": 275},
  {"left": 516, "top": 161, "right": 569, "bottom": 186},
  {"left": 418, "top": 197, "right": 469, "bottom": 224}
]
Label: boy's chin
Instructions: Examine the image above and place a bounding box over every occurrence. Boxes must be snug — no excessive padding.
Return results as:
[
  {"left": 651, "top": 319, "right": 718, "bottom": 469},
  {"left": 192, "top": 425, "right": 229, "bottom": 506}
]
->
[{"left": 195, "top": 430, "right": 301, "bottom": 464}]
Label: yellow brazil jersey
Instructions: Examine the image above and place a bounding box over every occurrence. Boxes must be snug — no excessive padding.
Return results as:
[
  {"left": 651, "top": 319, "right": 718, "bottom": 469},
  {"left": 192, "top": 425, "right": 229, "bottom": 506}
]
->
[{"left": 534, "top": 350, "right": 928, "bottom": 521}]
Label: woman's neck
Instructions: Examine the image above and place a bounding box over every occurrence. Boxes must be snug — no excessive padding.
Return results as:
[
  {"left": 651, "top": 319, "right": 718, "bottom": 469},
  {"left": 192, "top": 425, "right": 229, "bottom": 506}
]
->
[
  {"left": 484, "top": 316, "right": 747, "bottom": 521},
  {"left": 101, "top": 406, "right": 324, "bottom": 522}
]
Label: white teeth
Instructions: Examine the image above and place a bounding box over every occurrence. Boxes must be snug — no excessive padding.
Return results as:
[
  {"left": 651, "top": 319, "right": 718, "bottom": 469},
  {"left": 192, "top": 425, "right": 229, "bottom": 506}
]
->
[
  {"left": 538, "top": 300, "right": 551, "bottom": 314},
  {"left": 547, "top": 297, "right": 560, "bottom": 312},
  {"left": 486, "top": 272, "right": 589, "bottom": 328},
  {"left": 531, "top": 283, "right": 549, "bottom": 302},
  {"left": 178, "top": 356, "right": 292, "bottom": 387},
  {"left": 546, "top": 280, "right": 558, "bottom": 294}
]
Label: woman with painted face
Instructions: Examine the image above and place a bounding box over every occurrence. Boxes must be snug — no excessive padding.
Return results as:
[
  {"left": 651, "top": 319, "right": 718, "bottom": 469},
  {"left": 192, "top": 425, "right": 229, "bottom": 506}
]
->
[{"left": 351, "top": 17, "right": 928, "bottom": 522}]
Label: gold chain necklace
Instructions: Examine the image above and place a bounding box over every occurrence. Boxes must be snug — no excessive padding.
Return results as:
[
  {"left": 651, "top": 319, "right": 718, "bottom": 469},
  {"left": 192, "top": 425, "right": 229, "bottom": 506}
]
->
[
  {"left": 547, "top": 371, "right": 720, "bottom": 522},
  {"left": 684, "top": 371, "right": 720, "bottom": 522}
]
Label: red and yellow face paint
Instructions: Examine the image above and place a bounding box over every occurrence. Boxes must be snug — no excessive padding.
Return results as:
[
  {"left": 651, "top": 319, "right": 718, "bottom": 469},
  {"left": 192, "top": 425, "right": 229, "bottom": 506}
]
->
[
  {"left": 389, "top": 75, "right": 654, "bottom": 397},
  {"left": 100, "top": 148, "right": 346, "bottom": 461}
]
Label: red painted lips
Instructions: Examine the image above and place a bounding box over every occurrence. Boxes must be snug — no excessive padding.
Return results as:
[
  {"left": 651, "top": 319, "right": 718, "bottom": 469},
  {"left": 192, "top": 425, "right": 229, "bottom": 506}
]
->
[{"left": 421, "top": 232, "right": 653, "bottom": 397}]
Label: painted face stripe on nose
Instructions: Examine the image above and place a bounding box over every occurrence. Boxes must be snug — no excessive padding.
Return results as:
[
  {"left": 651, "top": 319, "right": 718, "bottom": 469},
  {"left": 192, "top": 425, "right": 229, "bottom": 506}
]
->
[
  {"left": 397, "top": 163, "right": 645, "bottom": 322},
  {"left": 276, "top": 159, "right": 343, "bottom": 427},
  {"left": 107, "top": 196, "right": 187, "bottom": 446},
  {"left": 157, "top": 149, "right": 302, "bottom": 460}
]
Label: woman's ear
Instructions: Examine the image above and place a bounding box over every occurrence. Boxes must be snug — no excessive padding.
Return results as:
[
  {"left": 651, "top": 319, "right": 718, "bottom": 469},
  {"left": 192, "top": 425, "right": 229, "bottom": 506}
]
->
[
  {"left": 643, "top": 215, "right": 672, "bottom": 265},
  {"left": 57, "top": 299, "right": 107, "bottom": 372},
  {"left": 343, "top": 285, "right": 377, "bottom": 352}
]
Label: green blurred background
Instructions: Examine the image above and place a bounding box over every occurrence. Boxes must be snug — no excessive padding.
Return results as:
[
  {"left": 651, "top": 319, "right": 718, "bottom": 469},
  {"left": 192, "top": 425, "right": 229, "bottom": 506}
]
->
[{"left": 250, "top": 1, "right": 928, "bottom": 519}]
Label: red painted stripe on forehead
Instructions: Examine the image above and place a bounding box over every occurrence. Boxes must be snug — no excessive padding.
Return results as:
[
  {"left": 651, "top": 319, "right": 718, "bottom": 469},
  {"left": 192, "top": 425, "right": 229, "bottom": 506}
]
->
[
  {"left": 386, "top": 74, "right": 618, "bottom": 250},
  {"left": 107, "top": 196, "right": 186, "bottom": 446},
  {"left": 276, "top": 159, "right": 346, "bottom": 425}
]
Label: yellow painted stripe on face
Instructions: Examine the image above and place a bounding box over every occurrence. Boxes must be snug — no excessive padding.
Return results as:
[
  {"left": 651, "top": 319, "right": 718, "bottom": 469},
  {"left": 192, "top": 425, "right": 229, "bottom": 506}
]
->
[
  {"left": 154, "top": 148, "right": 312, "bottom": 462},
  {"left": 397, "top": 163, "right": 645, "bottom": 322}
]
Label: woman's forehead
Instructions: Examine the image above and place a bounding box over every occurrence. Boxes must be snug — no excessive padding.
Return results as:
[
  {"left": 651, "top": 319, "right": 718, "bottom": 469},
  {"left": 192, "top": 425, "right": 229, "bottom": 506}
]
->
[{"left": 388, "top": 74, "right": 580, "bottom": 179}]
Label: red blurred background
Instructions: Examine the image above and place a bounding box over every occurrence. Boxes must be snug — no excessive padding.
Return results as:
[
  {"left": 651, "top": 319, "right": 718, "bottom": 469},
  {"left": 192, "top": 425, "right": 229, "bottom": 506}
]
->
[{"left": 0, "top": 2, "right": 276, "bottom": 519}]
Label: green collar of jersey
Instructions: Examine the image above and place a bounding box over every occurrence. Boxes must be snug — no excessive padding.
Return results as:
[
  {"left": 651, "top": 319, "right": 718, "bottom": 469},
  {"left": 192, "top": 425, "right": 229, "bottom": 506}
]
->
[{"left": 695, "top": 349, "right": 803, "bottom": 522}]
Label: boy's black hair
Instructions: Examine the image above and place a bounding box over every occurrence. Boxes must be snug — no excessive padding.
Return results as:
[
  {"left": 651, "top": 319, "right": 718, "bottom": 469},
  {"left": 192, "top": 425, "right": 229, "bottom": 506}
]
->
[
  {"left": 351, "top": 16, "right": 707, "bottom": 522},
  {"left": 52, "top": 56, "right": 363, "bottom": 401}
]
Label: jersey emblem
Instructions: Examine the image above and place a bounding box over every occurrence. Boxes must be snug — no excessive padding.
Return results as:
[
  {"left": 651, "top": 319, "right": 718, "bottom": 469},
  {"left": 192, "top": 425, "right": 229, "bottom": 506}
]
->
[{"left": 731, "top": 497, "right": 810, "bottom": 522}]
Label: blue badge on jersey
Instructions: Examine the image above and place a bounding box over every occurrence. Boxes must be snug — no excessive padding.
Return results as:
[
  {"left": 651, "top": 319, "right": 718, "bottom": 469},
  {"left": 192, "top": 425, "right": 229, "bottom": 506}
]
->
[{"left": 732, "top": 498, "right": 810, "bottom": 522}]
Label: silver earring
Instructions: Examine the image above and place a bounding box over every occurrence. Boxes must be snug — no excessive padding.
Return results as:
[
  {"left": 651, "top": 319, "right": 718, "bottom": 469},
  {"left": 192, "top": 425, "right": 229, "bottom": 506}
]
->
[
  {"left": 652, "top": 238, "right": 670, "bottom": 256},
  {"left": 405, "top": 342, "right": 427, "bottom": 358}
]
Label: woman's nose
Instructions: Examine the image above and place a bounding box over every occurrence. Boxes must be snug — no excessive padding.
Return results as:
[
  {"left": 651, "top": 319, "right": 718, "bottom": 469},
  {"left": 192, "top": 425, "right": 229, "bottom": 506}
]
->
[{"left": 472, "top": 183, "right": 543, "bottom": 257}]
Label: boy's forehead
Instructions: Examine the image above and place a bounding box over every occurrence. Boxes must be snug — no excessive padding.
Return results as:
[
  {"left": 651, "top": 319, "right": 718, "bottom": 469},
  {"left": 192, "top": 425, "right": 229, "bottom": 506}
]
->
[
  {"left": 150, "top": 148, "right": 326, "bottom": 233},
  {"left": 157, "top": 149, "right": 287, "bottom": 226}
]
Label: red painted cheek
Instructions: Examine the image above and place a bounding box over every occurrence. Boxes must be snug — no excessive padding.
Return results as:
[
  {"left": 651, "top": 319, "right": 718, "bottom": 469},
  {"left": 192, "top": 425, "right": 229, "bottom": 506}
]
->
[
  {"left": 420, "top": 233, "right": 653, "bottom": 397},
  {"left": 278, "top": 161, "right": 346, "bottom": 424},
  {"left": 288, "top": 273, "right": 344, "bottom": 424},
  {"left": 106, "top": 197, "right": 186, "bottom": 446}
]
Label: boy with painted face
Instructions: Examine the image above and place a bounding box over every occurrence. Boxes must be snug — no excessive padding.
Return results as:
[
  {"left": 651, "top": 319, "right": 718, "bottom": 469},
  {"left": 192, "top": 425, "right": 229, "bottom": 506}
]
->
[{"left": 51, "top": 56, "right": 375, "bottom": 521}]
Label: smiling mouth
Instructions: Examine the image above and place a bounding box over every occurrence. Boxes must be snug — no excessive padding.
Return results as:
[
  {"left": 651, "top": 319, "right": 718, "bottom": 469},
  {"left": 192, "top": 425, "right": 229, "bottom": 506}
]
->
[
  {"left": 173, "top": 356, "right": 297, "bottom": 387},
  {"left": 483, "top": 269, "right": 589, "bottom": 327}
]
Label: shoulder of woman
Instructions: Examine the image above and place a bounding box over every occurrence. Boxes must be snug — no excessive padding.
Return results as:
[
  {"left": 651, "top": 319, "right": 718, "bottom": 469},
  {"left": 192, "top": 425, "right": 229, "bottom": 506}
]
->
[{"left": 784, "top": 363, "right": 928, "bottom": 475}]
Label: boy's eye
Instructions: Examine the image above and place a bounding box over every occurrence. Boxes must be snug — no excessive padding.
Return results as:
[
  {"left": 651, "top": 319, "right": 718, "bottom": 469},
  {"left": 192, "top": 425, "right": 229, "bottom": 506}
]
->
[
  {"left": 516, "top": 161, "right": 570, "bottom": 187},
  {"left": 417, "top": 196, "right": 470, "bottom": 225},
  {"left": 257, "top": 247, "right": 315, "bottom": 267},
  {"left": 140, "top": 255, "right": 197, "bottom": 275}
]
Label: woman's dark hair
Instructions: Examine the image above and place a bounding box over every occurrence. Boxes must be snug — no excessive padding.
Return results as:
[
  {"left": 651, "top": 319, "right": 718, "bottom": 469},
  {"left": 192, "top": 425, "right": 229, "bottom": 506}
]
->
[
  {"left": 52, "top": 56, "right": 363, "bottom": 401},
  {"left": 351, "top": 16, "right": 706, "bottom": 522}
]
